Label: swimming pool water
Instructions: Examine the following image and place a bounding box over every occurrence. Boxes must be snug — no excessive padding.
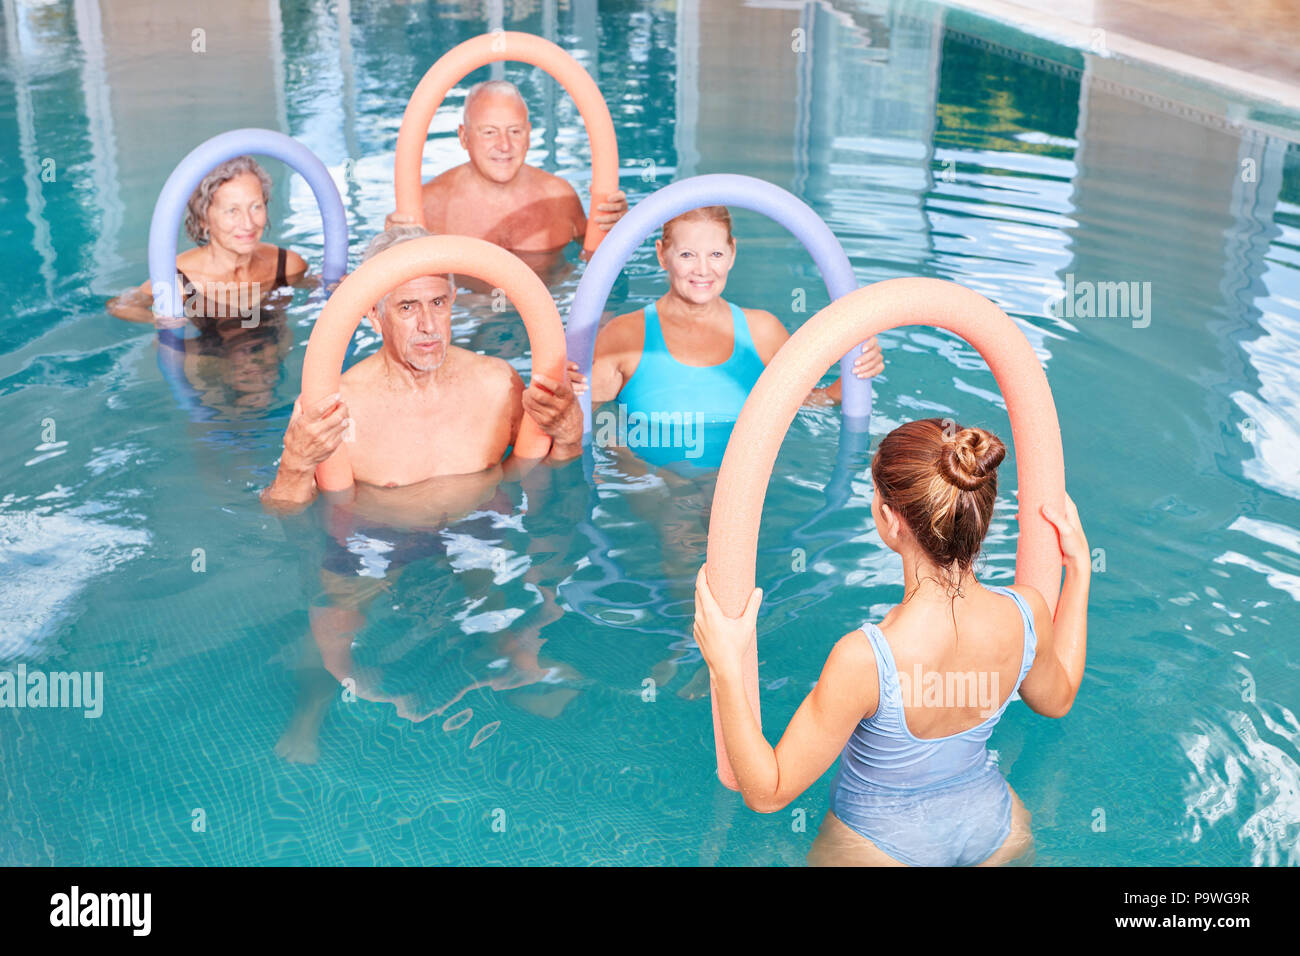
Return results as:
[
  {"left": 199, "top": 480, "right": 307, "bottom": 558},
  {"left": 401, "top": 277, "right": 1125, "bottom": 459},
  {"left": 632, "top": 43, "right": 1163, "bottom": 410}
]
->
[{"left": 1, "top": 0, "right": 1298, "bottom": 866}]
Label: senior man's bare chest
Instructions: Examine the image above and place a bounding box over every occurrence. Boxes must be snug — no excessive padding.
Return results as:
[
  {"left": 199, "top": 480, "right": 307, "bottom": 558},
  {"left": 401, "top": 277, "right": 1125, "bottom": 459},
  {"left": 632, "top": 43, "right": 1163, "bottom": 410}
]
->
[
  {"left": 344, "top": 385, "right": 512, "bottom": 487},
  {"left": 444, "top": 189, "right": 573, "bottom": 250}
]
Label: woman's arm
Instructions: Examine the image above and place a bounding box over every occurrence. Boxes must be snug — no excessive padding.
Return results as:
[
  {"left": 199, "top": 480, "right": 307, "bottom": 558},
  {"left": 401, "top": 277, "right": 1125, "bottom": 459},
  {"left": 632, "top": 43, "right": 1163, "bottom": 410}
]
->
[
  {"left": 107, "top": 280, "right": 158, "bottom": 323},
  {"left": 284, "top": 249, "right": 309, "bottom": 284},
  {"left": 693, "top": 566, "right": 878, "bottom": 812},
  {"left": 567, "top": 311, "right": 644, "bottom": 406},
  {"left": 1016, "top": 493, "right": 1091, "bottom": 718},
  {"left": 745, "top": 309, "right": 883, "bottom": 406}
]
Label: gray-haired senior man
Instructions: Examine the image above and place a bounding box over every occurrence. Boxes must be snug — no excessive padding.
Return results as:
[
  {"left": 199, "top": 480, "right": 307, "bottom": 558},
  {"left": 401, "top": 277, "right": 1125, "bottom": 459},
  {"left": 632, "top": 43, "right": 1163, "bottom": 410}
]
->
[
  {"left": 385, "top": 80, "right": 627, "bottom": 277},
  {"left": 262, "top": 224, "right": 584, "bottom": 512}
]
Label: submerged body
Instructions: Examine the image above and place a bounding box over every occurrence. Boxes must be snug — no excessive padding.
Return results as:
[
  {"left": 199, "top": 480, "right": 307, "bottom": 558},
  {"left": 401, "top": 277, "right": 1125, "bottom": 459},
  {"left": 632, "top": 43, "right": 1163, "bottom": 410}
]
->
[
  {"left": 108, "top": 162, "right": 307, "bottom": 323},
  {"left": 265, "top": 225, "right": 586, "bottom": 763}
]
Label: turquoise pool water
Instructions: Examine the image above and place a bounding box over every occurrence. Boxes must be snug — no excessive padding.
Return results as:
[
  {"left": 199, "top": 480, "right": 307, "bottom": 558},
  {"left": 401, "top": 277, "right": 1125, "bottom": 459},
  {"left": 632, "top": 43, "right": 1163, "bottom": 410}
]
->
[{"left": 2, "top": 0, "right": 1298, "bottom": 866}]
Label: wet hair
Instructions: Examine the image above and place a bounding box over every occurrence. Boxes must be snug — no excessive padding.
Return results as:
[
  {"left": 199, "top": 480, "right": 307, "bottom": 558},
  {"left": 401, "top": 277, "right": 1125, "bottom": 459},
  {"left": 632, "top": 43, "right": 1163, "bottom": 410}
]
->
[
  {"left": 660, "top": 205, "right": 734, "bottom": 248},
  {"left": 870, "top": 418, "right": 1007, "bottom": 592},
  {"left": 362, "top": 224, "right": 455, "bottom": 316},
  {"left": 184, "top": 156, "right": 272, "bottom": 246},
  {"left": 463, "top": 80, "right": 529, "bottom": 123}
]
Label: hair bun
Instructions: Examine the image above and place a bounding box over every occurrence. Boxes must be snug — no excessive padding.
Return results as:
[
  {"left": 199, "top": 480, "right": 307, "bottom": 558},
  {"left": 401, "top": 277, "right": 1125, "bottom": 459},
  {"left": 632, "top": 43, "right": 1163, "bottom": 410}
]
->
[{"left": 938, "top": 427, "right": 1006, "bottom": 492}]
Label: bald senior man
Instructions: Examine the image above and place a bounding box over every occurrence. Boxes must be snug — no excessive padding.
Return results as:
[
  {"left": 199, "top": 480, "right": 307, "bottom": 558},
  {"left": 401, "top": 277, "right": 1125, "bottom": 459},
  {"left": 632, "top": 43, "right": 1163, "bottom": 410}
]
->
[{"left": 386, "top": 79, "right": 628, "bottom": 279}]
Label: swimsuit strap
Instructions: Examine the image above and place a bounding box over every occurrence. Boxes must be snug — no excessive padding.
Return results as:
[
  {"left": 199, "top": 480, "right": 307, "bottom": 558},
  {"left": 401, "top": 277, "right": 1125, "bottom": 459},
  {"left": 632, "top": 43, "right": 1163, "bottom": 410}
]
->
[
  {"left": 984, "top": 584, "right": 1039, "bottom": 684},
  {"left": 858, "top": 584, "right": 1039, "bottom": 727},
  {"left": 857, "top": 621, "right": 904, "bottom": 715},
  {"left": 274, "top": 245, "right": 288, "bottom": 288},
  {"left": 724, "top": 300, "right": 757, "bottom": 363},
  {"left": 641, "top": 299, "right": 669, "bottom": 357}
]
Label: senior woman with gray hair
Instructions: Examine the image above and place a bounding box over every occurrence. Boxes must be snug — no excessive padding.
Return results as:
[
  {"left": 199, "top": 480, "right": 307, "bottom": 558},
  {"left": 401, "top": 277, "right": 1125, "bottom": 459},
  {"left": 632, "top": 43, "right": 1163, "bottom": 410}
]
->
[{"left": 108, "top": 155, "right": 308, "bottom": 322}]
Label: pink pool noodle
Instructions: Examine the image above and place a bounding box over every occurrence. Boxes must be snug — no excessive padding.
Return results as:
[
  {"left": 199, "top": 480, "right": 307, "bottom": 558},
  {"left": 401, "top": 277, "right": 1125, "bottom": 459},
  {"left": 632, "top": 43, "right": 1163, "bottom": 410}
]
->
[
  {"left": 705, "top": 278, "right": 1066, "bottom": 790},
  {"left": 300, "top": 235, "right": 568, "bottom": 492}
]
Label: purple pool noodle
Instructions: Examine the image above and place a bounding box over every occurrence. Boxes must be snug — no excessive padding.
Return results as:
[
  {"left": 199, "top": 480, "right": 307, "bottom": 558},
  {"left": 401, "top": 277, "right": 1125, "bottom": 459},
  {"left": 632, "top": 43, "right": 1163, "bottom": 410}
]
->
[{"left": 147, "top": 128, "right": 348, "bottom": 320}]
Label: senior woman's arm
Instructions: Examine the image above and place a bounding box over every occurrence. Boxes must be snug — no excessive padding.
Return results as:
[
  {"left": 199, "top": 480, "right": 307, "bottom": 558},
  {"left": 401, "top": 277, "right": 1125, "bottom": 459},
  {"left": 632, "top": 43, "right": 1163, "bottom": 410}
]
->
[
  {"left": 107, "top": 281, "right": 161, "bottom": 323},
  {"left": 747, "top": 309, "right": 883, "bottom": 405}
]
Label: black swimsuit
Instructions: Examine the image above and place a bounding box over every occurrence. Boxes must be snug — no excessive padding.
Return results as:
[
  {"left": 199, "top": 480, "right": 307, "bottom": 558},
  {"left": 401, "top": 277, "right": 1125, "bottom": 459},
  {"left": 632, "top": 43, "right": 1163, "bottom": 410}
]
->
[{"left": 177, "top": 246, "right": 289, "bottom": 316}]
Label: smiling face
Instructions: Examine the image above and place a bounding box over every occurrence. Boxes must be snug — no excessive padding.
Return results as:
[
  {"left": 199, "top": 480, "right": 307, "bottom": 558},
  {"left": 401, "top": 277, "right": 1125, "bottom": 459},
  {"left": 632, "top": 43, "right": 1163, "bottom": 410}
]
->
[
  {"left": 374, "top": 275, "right": 455, "bottom": 373},
  {"left": 655, "top": 219, "right": 736, "bottom": 305},
  {"left": 203, "top": 172, "right": 268, "bottom": 255},
  {"left": 459, "top": 91, "right": 530, "bottom": 185}
]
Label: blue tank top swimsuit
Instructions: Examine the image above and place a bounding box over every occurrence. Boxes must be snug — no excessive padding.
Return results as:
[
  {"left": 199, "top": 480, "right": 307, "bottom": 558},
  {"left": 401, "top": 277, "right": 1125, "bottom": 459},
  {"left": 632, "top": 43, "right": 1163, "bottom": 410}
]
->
[
  {"left": 609, "top": 299, "right": 767, "bottom": 469},
  {"left": 829, "top": 584, "right": 1039, "bottom": 866}
]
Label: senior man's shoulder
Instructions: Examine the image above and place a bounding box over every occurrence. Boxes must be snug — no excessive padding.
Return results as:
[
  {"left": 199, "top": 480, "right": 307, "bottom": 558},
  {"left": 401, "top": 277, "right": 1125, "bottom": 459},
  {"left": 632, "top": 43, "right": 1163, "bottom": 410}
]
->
[
  {"left": 452, "top": 349, "right": 523, "bottom": 419},
  {"left": 451, "top": 347, "right": 520, "bottom": 386},
  {"left": 337, "top": 351, "right": 384, "bottom": 389},
  {"left": 516, "top": 163, "right": 581, "bottom": 199}
]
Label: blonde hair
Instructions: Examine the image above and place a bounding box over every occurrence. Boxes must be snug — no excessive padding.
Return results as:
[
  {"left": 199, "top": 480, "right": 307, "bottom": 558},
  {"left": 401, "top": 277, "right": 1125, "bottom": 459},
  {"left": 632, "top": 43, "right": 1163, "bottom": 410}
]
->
[{"left": 660, "top": 206, "right": 734, "bottom": 248}]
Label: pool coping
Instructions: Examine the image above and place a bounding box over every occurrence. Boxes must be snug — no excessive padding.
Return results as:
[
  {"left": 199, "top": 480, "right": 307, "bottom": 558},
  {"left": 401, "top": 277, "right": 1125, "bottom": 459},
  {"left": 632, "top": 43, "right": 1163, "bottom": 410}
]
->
[{"left": 938, "top": 0, "right": 1300, "bottom": 122}]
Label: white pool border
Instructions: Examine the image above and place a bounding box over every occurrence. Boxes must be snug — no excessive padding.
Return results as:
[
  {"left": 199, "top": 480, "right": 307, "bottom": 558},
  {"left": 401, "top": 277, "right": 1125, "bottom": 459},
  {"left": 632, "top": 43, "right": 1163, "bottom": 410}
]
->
[{"left": 940, "top": 0, "right": 1300, "bottom": 117}]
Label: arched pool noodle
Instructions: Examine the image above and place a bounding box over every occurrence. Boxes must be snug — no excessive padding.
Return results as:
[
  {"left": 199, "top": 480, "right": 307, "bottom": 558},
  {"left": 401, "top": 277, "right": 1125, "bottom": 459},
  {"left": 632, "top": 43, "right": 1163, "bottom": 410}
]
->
[
  {"left": 148, "top": 128, "right": 348, "bottom": 320},
  {"left": 705, "top": 278, "right": 1066, "bottom": 790},
  {"left": 301, "top": 235, "right": 568, "bottom": 492},
  {"left": 394, "top": 32, "right": 619, "bottom": 254},
  {"left": 565, "top": 174, "right": 874, "bottom": 434}
]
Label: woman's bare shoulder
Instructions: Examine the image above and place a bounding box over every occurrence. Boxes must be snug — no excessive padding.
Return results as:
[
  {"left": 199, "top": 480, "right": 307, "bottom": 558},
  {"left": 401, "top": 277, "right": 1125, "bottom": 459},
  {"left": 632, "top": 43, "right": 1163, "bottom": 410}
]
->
[{"left": 596, "top": 309, "right": 646, "bottom": 346}]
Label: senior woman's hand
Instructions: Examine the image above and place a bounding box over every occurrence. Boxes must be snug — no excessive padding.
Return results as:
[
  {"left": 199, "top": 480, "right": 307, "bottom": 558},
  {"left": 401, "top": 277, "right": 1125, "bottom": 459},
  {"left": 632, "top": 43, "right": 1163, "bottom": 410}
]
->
[
  {"left": 853, "top": 337, "right": 884, "bottom": 378},
  {"left": 566, "top": 361, "right": 589, "bottom": 396}
]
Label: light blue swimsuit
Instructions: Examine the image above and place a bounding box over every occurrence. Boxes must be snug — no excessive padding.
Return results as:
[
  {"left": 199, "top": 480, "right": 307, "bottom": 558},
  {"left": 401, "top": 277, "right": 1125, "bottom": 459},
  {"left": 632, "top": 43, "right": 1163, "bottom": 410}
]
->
[
  {"left": 613, "top": 299, "right": 767, "bottom": 470},
  {"left": 829, "top": 585, "right": 1038, "bottom": 866}
]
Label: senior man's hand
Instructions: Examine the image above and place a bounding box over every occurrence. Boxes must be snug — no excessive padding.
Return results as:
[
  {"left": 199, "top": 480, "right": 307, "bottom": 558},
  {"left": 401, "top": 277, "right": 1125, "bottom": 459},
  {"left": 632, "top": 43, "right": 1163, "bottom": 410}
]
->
[
  {"left": 261, "top": 392, "right": 352, "bottom": 508},
  {"left": 522, "top": 362, "right": 584, "bottom": 461},
  {"left": 592, "top": 190, "right": 628, "bottom": 231},
  {"left": 384, "top": 211, "right": 418, "bottom": 232}
]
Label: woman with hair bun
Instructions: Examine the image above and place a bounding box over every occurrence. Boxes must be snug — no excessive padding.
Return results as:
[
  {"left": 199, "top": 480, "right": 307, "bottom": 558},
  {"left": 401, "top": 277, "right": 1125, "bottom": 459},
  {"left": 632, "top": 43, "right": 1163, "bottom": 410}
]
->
[{"left": 693, "top": 417, "right": 1092, "bottom": 866}]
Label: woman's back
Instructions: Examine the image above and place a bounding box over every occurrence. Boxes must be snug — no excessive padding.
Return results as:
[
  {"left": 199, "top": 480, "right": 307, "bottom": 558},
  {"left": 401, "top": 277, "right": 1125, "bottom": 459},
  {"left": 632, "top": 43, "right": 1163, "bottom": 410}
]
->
[{"left": 829, "top": 583, "right": 1038, "bottom": 865}]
